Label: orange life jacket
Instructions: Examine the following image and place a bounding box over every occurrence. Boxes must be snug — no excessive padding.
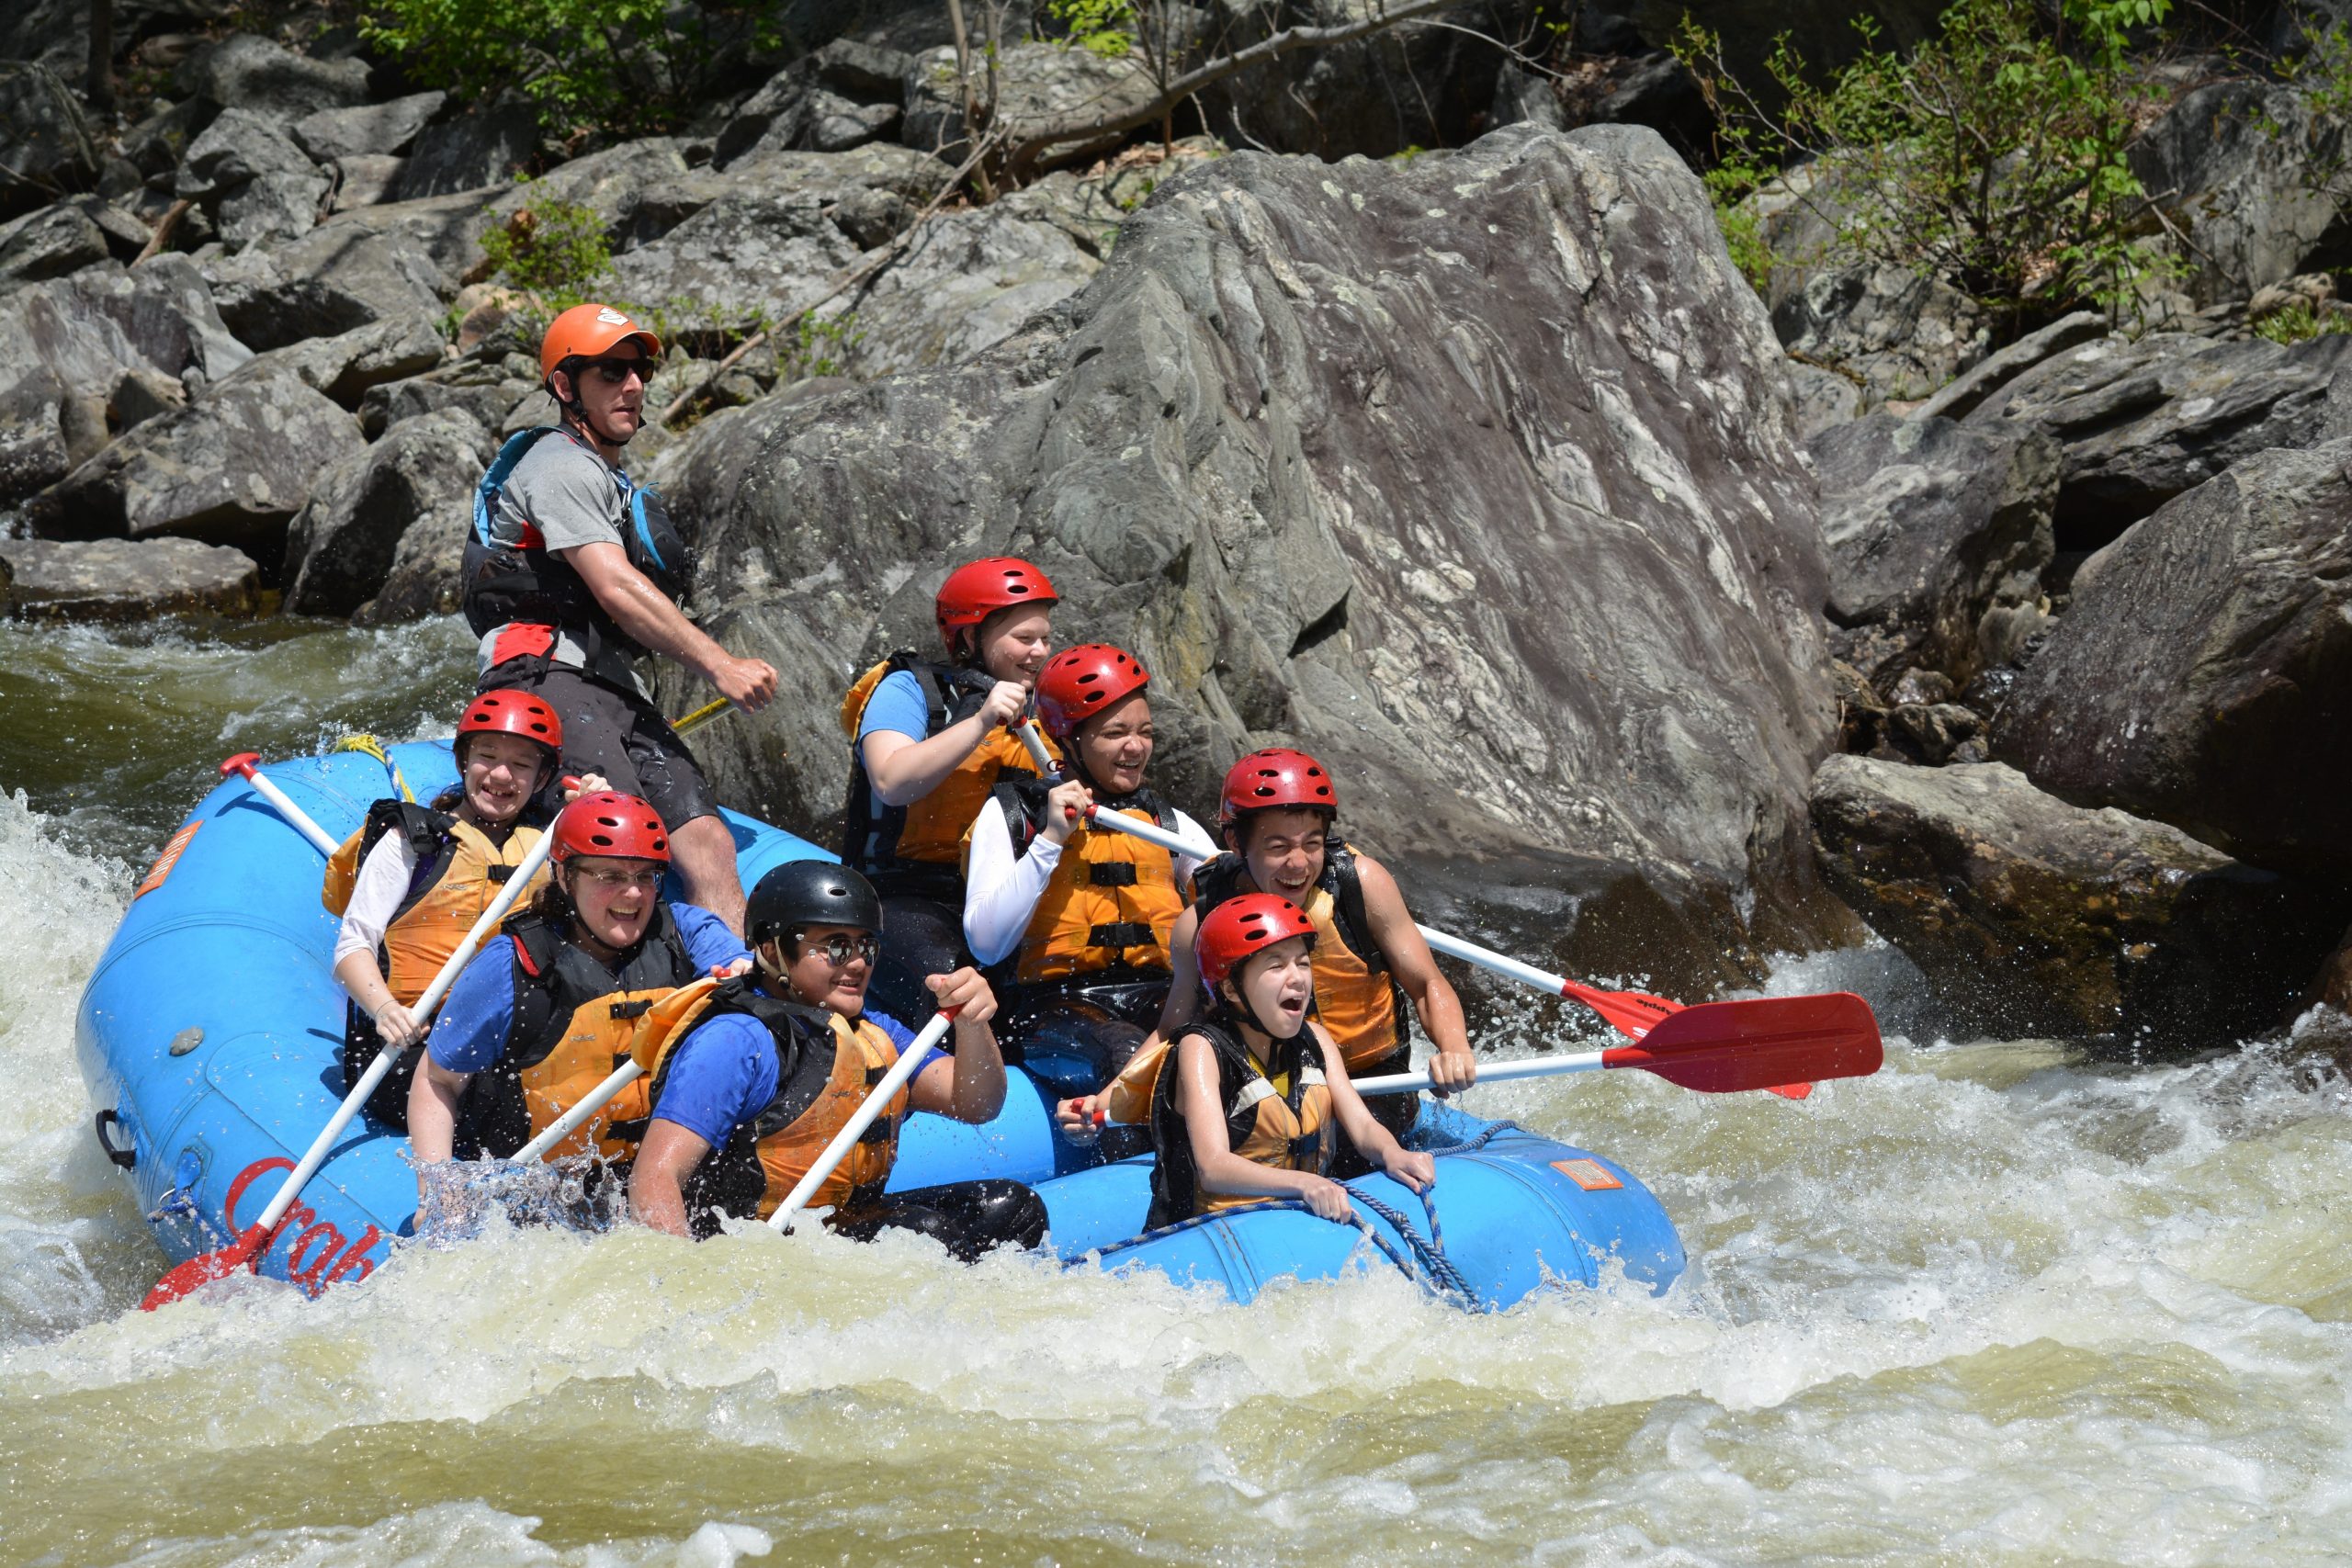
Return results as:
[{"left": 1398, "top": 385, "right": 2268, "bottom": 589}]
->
[
  {"left": 1100, "top": 841, "right": 1406, "bottom": 1124},
  {"left": 988, "top": 779, "right": 1186, "bottom": 987},
  {"left": 323, "top": 800, "right": 548, "bottom": 1003},
  {"left": 462, "top": 908, "right": 701, "bottom": 1160},
  {"left": 838, "top": 653, "right": 1057, "bottom": 885},
  {"left": 1147, "top": 1017, "right": 1332, "bottom": 1225},
  {"left": 639, "top": 976, "right": 910, "bottom": 1229}
]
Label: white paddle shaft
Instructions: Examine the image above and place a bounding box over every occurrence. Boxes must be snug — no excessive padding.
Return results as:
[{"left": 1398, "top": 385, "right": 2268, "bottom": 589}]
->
[
  {"left": 1415, "top": 924, "right": 1570, "bottom": 998},
  {"left": 768, "top": 1009, "right": 956, "bottom": 1231},
  {"left": 232, "top": 763, "right": 340, "bottom": 856},
  {"left": 1351, "top": 1050, "right": 1607, "bottom": 1098},
  {"left": 250, "top": 818, "right": 558, "bottom": 1235}
]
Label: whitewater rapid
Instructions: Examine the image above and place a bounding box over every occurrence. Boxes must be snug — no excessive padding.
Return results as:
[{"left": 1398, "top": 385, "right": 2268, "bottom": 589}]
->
[{"left": 5, "top": 617, "right": 2349, "bottom": 1566}]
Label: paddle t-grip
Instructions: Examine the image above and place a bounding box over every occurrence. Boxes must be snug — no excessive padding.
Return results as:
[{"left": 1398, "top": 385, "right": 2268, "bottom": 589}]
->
[{"left": 220, "top": 752, "right": 260, "bottom": 779}]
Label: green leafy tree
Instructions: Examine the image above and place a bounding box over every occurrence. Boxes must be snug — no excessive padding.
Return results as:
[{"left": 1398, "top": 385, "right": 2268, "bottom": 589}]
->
[{"left": 1675, "top": 0, "right": 2180, "bottom": 328}]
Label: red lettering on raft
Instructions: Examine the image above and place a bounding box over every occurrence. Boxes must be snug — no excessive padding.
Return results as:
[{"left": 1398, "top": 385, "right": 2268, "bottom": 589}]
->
[{"left": 221, "top": 1156, "right": 388, "bottom": 1294}]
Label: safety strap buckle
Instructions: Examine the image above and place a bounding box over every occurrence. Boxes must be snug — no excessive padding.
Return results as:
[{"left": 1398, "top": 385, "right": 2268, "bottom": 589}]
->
[
  {"left": 1088, "top": 863, "right": 1139, "bottom": 887},
  {"left": 1087, "top": 921, "right": 1154, "bottom": 950}
]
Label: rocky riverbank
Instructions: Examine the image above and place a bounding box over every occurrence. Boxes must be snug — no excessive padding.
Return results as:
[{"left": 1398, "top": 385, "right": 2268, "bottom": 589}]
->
[{"left": 6, "top": 0, "right": 2351, "bottom": 1049}]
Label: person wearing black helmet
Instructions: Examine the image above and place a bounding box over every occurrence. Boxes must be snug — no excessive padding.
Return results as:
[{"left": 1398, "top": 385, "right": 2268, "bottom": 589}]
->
[{"left": 627, "top": 860, "right": 1047, "bottom": 1258}]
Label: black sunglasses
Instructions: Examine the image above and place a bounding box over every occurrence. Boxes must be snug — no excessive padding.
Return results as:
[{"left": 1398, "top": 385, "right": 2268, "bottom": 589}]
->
[
  {"left": 582, "top": 356, "right": 651, "bottom": 386},
  {"left": 802, "top": 931, "right": 881, "bottom": 967}
]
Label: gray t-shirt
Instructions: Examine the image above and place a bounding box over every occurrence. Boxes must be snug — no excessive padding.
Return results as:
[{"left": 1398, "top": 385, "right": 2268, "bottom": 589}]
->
[{"left": 478, "top": 432, "right": 629, "bottom": 678}]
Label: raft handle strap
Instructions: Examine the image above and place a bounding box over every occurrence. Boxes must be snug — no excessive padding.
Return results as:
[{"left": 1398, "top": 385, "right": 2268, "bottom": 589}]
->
[{"left": 93, "top": 1109, "right": 136, "bottom": 1169}]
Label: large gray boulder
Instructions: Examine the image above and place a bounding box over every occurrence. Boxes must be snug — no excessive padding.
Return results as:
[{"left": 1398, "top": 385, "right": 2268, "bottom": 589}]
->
[
  {"left": 718, "top": 40, "right": 910, "bottom": 166},
  {"left": 0, "top": 536, "right": 260, "bottom": 622},
  {"left": 0, "top": 62, "right": 99, "bottom": 220},
  {"left": 282, "top": 409, "right": 492, "bottom": 618},
  {"left": 1992, "top": 437, "right": 2352, "bottom": 876},
  {"left": 289, "top": 92, "right": 447, "bottom": 164},
  {"left": 200, "top": 195, "right": 479, "bottom": 350},
  {"left": 1811, "top": 412, "right": 2059, "bottom": 691},
  {"left": 1965, "top": 331, "right": 2352, "bottom": 551},
  {"left": 223, "top": 315, "right": 447, "bottom": 408},
  {"left": 2132, "top": 78, "right": 2347, "bottom": 307},
  {"left": 22, "top": 369, "right": 364, "bottom": 556},
  {"left": 177, "top": 108, "right": 332, "bottom": 251},
  {"left": 388, "top": 103, "right": 537, "bottom": 201},
  {"left": 355, "top": 496, "right": 469, "bottom": 626},
  {"left": 828, "top": 204, "right": 1101, "bottom": 376},
  {"left": 653, "top": 125, "right": 1846, "bottom": 970},
  {"left": 902, "top": 39, "right": 1163, "bottom": 166},
  {"left": 175, "top": 35, "right": 372, "bottom": 122},
  {"left": 1811, "top": 754, "right": 2346, "bottom": 1047},
  {"left": 0, "top": 256, "right": 250, "bottom": 506}
]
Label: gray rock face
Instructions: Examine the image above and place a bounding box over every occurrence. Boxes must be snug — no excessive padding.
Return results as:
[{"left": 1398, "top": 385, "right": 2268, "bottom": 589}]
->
[
  {"left": 355, "top": 495, "right": 469, "bottom": 625},
  {"left": 1908, "top": 310, "right": 2107, "bottom": 424},
  {"left": 1964, "top": 331, "right": 2352, "bottom": 551},
  {"left": 0, "top": 535, "right": 261, "bottom": 622},
  {"left": 0, "top": 255, "right": 250, "bottom": 506},
  {"left": 832, "top": 203, "right": 1100, "bottom": 376},
  {"left": 490, "top": 138, "right": 700, "bottom": 248},
  {"left": 1811, "top": 754, "right": 2346, "bottom": 1047},
  {"left": 1812, "top": 412, "right": 2059, "bottom": 690},
  {"left": 1773, "top": 259, "right": 1989, "bottom": 409},
  {"left": 719, "top": 41, "right": 911, "bottom": 166},
  {"left": 175, "top": 34, "right": 372, "bottom": 123},
  {"left": 0, "top": 201, "right": 110, "bottom": 280},
  {"left": 654, "top": 126, "right": 1844, "bottom": 967},
  {"left": 328, "top": 153, "right": 408, "bottom": 212},
  {"left": 23, "top": 369, "right": 364, "bottom": 557},
  {"left": 388, "top": 103, "right": 537, "bottom": 200},
  {"left": 282, "top": 409, "right": 492, "bottom": 617},
  {"left": 2132, "top": 79, "right": 2346, "bottom": 306},
  {"left": 224, "top": 315, "right": 447, "bottom": 407},
  {"left": 0, "top": 62, "right": 98, "bottom": 220},
  {"left": 122, "top": 97, "right": 213, "bottom": 181},
  {"left": 201, "top": 200, "right": 469, "bottom": 349},
  {"left": 358, "top": 355, "right": 538, "bottom": 439},
  {"left": 1992, "top": 437, "right": 2352, "bottom": 876},
  {"left": 903, "top": 40, "right": 1161, "bottom": 166},
  {"left": 289, "top": 92, "right": 447, "bottom": 164},
  {"left": 178, "top": 108, "right": 332, "bottom": 251}
]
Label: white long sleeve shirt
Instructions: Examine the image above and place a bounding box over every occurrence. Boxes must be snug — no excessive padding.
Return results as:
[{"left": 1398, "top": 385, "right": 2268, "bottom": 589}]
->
[
  {"left": 962, "top": 796, "right": 1219, "bottom": 966},
  {"left": 333, "top": 829, "right": 425, "bottom": 968}
]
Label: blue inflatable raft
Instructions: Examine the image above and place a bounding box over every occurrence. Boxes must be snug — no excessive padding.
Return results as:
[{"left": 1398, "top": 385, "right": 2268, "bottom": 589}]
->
[{"left": 78, "top": 742, "right": 1684, "bottom": 1308}]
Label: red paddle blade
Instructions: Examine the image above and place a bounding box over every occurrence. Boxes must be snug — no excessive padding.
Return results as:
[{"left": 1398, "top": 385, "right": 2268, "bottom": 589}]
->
[
  {"left": 141, "top": 1224, "right": 270, "bottom": 1310},
  {"left": 1600, "top": 992, "right": 1882, "bottom": 1094},
  {"left": 1560, "top": 978, "right": 1681, "bottom": 1039},
  {"left": 1769, "top": 1082, "right": 1815, "bottom": 1100}
]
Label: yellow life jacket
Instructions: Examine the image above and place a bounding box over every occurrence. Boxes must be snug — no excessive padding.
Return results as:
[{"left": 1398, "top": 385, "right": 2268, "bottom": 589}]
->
[
  {"left": 1146, "top": 1018, "right": 1332, "bottom": 1225},
  {"left": 1100, "top": 841, "right": 1406, "bottom": 1124},
  {"left": 639, "top": 976, "right": 910, "bottom": 1229},
  {"left": 838, "top": 652, "right": 1057, "bottom": 882},
  {"left": 987, "top": 779, "right": 1186, "bottom": 987},
  {"left": 323, "top": 801, "right": 548, "bottom": 1003},
  {"left": 464, "top": 908, "right": 703, "bottom": 1160}
]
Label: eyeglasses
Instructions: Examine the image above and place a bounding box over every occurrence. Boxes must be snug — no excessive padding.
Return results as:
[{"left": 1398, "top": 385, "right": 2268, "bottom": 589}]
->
[
  {"left": 585, "top": 357, "right": 650, "bottom": 386},
  {"left": 804, "top": 932, "right": 881, "bottom": 967},
  {"left": 577, "top": 867, "right": 663, "bottom": 892}
]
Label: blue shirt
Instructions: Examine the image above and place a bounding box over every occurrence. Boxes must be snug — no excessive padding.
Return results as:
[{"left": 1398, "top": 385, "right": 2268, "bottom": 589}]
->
[
  {"left": 648, "top": 1002, "right": 920, "bottom": 1148},
  {"left": 427, "top": 902, "right": 752, "bottom": 1075},
  {"left": 854, "top": 669, "right": 932, "bottom": 750}
]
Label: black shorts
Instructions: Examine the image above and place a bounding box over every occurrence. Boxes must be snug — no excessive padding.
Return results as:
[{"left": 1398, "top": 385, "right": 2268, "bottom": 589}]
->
[{"left": 480, "top": 659, "right": 718, "bottom": 830}]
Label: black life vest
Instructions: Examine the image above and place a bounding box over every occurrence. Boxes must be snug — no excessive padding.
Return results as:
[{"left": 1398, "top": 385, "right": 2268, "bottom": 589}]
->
[
  {"left": 461, "top": 904, "right": 701, "bottom": 1159},
  {"left": 1146, "top": 1015, "right": 1333, "bottom": 1229},
  {"left": 838, "top": 650, "right": 1041, "bottom": 890},
  {"left": 463, "top": 425, "right": 692, "bottom": 688}
]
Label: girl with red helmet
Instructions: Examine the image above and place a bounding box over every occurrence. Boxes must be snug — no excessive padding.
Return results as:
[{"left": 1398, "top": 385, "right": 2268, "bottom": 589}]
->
[
  {"left": 406, "top": 788, "right": 752, "bottom": 1186},
  {"left": 962, "top": 643, "right": 1218, "bottom": 1110},
  {"left": 325, "top": 691, "right": 605, "bottom": 1127},
  {"left": 1064, "top": 746, "right": 1477, "bottom": 1159},
  {"left": 1147, "top": 894, "right": 1433, "bottom": 1226},
  {"left": 838, "top": 556, "right": 1059, "bottom": 1022}
]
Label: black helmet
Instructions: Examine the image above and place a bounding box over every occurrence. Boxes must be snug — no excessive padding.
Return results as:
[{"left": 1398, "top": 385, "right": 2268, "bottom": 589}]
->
[{"left": 747, "top": 861, "right": 883, "bottom": 946}]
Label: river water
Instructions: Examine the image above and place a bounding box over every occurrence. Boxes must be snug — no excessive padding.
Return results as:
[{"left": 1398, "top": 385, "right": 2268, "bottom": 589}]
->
[{"left": 5, "top": 615, "right": 2349, "bottom": 1567}]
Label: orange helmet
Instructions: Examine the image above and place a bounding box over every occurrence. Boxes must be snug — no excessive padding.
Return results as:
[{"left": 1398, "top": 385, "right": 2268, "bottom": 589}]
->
[{"left": 539, "top": 303, "right": 662, "bottom": 382}]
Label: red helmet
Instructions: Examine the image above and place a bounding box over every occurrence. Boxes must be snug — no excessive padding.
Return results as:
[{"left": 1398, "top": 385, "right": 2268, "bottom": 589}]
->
[
  {"left": 457, "top": 688, "right": 562, "bottom": 764},
  {"left": 552, "top": 791, "right": 670, "bottom": 863},
  {"left": 1035, "top": 643, "right": 1148, "bottom": 739},
  {"left": 1196, "top": 893, "right": 1317, "bottom": 990},
  {"left": 934, "top": 557, "right": 1057, "bottom": 654},
  {"left": 1220, "top": 747, "right": 1336, "bottom": 824}
]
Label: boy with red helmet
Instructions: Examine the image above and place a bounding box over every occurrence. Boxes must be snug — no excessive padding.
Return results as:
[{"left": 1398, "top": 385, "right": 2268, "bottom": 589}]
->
[
  {"left": 1065, "top": 745, "right": 1476, "bottom": 1162},
  {"left": 463, "top": 302, "right": 779, "bottom": 935},
  {"left": 838, "top": 555, "right": 1059, "bottom": 1021},
  {"left": 1148, "top": 893, "right": 1433, "bottom": 1226},
  {"left": 961, "top": 643, "right": 1218, "bottom": 1108},
  {"left": 325, "top": 691, "right": 605, "bottom": 1128},
  {"left": 407, "top": 788, "right": 752, "bottom": 1180}
]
